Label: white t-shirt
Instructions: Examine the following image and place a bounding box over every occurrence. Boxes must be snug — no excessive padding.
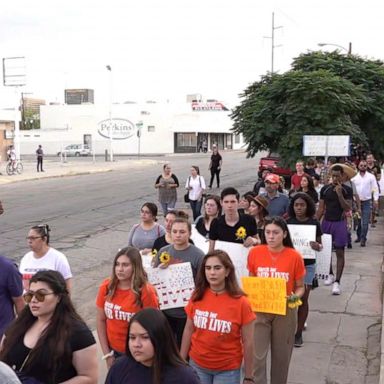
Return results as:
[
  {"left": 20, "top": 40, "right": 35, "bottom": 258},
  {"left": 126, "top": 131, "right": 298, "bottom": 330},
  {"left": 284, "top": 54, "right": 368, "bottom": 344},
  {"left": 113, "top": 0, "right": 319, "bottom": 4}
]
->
[
  {"left": 19, "top": 247, "right": 73, "bottom": 289},
  {"left": 186, "top": 175, "right": 206, "bottom": 201}
]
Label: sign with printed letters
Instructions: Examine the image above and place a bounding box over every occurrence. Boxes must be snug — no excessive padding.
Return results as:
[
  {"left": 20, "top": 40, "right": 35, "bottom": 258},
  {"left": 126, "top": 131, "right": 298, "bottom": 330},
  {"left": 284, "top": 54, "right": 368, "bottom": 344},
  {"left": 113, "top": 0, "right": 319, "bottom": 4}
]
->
[
  {"left": 288, "top": 224, "right": 316, "bottom": 259},
  {"left": 315, "top": 234, "right": 332, "bottom": 279},
  {"left": 241, "top": 277, "right": 287, "bottom": 315}
]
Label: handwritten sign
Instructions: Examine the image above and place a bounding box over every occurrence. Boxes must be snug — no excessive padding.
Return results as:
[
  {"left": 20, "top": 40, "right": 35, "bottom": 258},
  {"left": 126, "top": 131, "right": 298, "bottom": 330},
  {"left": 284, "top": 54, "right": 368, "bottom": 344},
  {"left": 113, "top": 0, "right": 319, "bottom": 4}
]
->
[
  {"left": 241, "top": 277, "right": 287, "bottom": 315},
  {"left": 146, "top": 262, "right": 195, "bottom": 310},
  {"left": 315, "top": 234, "right": 332, "bottom": 280},
  {"left": 215, "top": 240, "right": 249, "bottom": 286},
  {"left": 288, "top": 224, "right": 316, "bottom": 259},
  {"left": 191, "top": 225, "right": 209, "bottom": 254}
]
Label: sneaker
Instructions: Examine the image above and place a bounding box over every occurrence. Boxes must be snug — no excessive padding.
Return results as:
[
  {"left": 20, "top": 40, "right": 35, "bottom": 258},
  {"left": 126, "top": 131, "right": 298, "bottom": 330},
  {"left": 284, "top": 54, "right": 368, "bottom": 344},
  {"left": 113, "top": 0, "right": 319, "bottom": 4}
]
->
[
  {"left": 360, "top": 240, "right": 366, "bottom": 247},
  {"left": 354, "top": 238, "right": 361, "bottom": 243},
  {"left": 347, "top": 243, "right": 352, "bottom": 249},
  {"left": 294, "top": 334, "right": 303, "bottom": 347},
  {"left": 332, "top": 282, "right": 341, "bottom": 295},
  {"left": 324, "top": 274, "right": 335, "bottom": 286}
]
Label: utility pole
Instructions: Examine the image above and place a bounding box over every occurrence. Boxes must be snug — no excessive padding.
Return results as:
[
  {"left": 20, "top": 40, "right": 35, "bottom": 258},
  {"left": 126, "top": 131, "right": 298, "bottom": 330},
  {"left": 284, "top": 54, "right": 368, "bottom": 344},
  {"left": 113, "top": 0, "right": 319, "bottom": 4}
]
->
[{"left": 264, "top": 12, "right": 283, "bottom": 74}]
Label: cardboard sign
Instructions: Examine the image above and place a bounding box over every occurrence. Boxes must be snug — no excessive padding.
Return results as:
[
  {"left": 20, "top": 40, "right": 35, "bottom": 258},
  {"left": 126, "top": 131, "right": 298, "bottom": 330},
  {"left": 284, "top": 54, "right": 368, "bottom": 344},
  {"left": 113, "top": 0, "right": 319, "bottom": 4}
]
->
[
  {"left": 146, "top": 262, "right": 195, "bottom": 310},
  {"left": 288, "top": 224, "right": 316, "bottom": 260},
  {"left": 315, "top": 234, "right": 332, "bottom": 279},
  {"left": 241, "top": 277, "right": 287, "bottom": 315},
  {"left": 191, "top": 225, "right": 210, "bottom": 254},
  {"left": 215, "top": 240, "right": 250, "bottom": 286}
]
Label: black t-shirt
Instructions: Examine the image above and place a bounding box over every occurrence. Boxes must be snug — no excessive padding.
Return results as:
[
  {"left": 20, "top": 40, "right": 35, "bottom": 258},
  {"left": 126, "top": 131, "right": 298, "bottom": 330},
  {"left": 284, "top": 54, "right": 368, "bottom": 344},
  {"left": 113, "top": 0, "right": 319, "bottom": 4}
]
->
[
  {"left": 106, "top": 355, "right": 201, "bottom": 384},
  {"left": 5, "top": 320, "right": 95, "bottom": 384},
  {"left": 210, "top": 153, "right": 222, "bottom": 169},
  {"left": 286, "top": 217, "right": 322, "bottom": 266},
  {"left": 195, "top": 217, "right": 209, "bottom": 238},
  {"left": 320, "top": 184, "right": 353, "bottom": 221},
  {"left": 209, "top": 214, "right": 257, "bottom": 243},
  {"left": 298, "top": 188, "right": 319, "bottom": 204}
]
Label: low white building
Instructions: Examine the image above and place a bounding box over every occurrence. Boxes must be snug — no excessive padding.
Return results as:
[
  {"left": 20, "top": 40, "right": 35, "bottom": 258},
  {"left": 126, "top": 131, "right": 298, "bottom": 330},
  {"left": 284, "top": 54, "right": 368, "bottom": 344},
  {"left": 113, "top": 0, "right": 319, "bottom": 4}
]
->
[{"left": 19, "top": 99, "right": 245, "bottom": 155}]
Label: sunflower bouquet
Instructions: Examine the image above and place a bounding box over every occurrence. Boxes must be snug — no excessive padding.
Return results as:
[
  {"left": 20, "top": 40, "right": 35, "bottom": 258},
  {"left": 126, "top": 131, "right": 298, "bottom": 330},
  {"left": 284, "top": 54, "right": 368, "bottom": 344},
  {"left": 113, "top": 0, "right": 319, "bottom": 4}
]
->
[
  {"left": 235, "top": 226, "right": 247, "bottom": 241},
  {"left": 287, "top": 294, "right": 302, "bottom": 309},
  {"left": 159, "top": 251, "right": 171, "bottom": 265}
]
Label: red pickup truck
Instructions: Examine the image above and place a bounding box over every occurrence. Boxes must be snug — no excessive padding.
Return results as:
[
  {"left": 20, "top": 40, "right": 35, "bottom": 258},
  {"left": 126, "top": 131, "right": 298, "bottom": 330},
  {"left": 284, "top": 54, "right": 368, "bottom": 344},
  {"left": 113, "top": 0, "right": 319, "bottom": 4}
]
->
[{"left": 258, "top": 153, "right": 294, "bottom": 179}]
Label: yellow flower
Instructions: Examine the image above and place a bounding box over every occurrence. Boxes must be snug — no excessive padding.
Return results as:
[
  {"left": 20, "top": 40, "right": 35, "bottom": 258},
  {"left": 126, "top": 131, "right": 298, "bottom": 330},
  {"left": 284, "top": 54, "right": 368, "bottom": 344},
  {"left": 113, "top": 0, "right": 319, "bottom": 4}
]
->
[
  {"left": 159, "top": 251, "right": 171, "bottom": 264},
  {"left": 235, "top": 226, "right": 247, "bottom": 240},
  {"left": 151, "top": 249, "right": 158, "bottom": 258},
  {"left": 287, "top": 294, "right": 302, "bottom": 309}
]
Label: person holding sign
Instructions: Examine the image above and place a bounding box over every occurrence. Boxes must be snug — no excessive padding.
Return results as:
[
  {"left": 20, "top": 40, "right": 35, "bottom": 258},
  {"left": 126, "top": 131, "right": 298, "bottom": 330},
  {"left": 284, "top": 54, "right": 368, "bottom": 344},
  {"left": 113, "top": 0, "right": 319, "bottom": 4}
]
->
[
  {"left": 96, "top": 247, "right": 159, "bottom": 368},
  {"left": 153, "top": 217, "right": 204, "bottom": 348},
  {"left": 181, "top": 250, "right": 255, "bottom": 384},
  {"left": 247, "top": 217, "right": 305, "bottom": 384},
  {"left": 287, "top": 193, "right": 322, "bottom": 347},
  {"left": 209, "top": 187, "right": 258, "bottom": 252}
]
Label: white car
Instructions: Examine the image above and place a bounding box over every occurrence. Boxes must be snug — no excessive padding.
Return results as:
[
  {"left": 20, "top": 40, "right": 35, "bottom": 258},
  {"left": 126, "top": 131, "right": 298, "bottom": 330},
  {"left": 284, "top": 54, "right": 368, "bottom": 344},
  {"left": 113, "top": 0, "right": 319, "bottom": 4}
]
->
[{"left": 57, "top": 144, "right": 91, "bottom": 157}]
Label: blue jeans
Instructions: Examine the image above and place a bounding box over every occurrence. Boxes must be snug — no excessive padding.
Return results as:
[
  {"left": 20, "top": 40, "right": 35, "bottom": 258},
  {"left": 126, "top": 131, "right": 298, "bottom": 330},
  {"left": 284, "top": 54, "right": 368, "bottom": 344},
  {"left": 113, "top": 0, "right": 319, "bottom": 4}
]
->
[
  {"left": 357, "top": 200, "right": 371, "bottom": 242},
  {"left": 160, "top": 200, "right": 176, "bottom": 216},
  {"left": 189, "top": 359, "right": 241, "bottom": 384},
  {"left": 190, "top": 199, "right": 202, "bottom": 221}
]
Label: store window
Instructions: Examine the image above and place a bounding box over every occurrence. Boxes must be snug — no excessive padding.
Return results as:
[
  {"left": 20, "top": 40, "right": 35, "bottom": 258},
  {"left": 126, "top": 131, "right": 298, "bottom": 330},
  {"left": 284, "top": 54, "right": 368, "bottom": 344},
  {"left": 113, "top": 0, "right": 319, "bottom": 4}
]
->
[{"left": 148, "top": 126, "right": 155, "bottom": 132}]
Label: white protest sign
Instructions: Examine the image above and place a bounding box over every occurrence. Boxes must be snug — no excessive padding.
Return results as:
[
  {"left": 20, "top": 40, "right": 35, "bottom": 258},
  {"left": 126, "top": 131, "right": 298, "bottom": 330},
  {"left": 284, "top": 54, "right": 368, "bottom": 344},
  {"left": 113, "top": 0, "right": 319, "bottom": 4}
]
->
[
  {"left": 146, "top": 262, "right": 195, "bottom": 310},
  {"left": 303, "top": 135, "right": 350, "bottom": 157},
  {"left": 315, "top": 234, "right": 332, "bottom": 279},
  {"left": 141, "top": 254, "right": 153, "bottom": 269},
  {"left": 288, "top": 224, "right": 316, "bottom": 260},
  {"left": 215, "top": 240, "right": 249, "bottom": 286},
  {"left": 191, "top": 225, "right": 209, "bottom": 254}
]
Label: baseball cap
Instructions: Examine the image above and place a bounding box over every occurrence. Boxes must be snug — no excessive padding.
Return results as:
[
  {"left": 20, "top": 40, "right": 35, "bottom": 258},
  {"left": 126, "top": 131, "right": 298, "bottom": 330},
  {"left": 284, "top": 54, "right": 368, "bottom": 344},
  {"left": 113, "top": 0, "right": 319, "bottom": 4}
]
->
[{"left": 265, "top": 174, "right": 280, "bottom": 184}]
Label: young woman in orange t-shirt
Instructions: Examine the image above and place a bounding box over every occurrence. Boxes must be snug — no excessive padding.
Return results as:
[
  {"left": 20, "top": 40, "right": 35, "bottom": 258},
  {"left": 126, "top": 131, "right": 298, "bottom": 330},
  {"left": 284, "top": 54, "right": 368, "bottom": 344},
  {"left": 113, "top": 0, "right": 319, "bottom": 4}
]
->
[
  {"left": 181, "top": 250, "right": 255, "bottom": 384},
  {"left": 96, "top": 247, "right": 159, "bottom": 369},
  {"left": 247, "top": 217, "right": 305, "bottom": 384}
]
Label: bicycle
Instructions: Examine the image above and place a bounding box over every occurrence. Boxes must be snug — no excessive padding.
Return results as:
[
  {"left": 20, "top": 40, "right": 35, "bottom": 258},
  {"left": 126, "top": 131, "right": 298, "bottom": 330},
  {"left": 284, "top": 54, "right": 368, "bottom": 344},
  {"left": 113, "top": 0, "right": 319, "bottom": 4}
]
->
[{"left": 6, "top": 160, "right": 23, "bottom": 175}]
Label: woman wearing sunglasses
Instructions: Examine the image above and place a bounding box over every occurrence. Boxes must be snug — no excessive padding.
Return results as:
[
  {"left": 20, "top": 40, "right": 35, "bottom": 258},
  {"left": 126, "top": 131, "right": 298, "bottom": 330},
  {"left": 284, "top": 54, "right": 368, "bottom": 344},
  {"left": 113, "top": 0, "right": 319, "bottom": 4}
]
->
[
  {"left": 19, "top": 224, "right": 73, "bottom": 293},
  {"left": 0, "top": 270, "right": 98, "bottom": 384}
]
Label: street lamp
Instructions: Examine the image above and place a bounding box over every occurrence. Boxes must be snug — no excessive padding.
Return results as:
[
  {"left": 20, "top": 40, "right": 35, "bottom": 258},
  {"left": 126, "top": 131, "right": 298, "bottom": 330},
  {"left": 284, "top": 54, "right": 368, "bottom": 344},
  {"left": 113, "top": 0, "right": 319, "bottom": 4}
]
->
[
  {"left": 318, "top": 42, "right": 352, "bottom": 55},
  {"left": 106, "top": 65, "right": 113, "bottom": 162}
]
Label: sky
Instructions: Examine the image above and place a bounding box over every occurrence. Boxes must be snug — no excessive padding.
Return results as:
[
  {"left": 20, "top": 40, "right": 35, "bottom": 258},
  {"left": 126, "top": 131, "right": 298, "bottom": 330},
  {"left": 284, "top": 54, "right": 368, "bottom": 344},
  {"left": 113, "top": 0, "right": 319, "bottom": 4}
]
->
[{"left": 0, "top": 0, "right": 383, "bottom": 107}]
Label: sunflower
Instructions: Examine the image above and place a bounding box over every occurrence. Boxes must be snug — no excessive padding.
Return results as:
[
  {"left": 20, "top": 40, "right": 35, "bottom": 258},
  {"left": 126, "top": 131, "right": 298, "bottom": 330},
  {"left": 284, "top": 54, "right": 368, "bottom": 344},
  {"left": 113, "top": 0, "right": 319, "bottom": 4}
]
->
[
  {"left": 150, "top": 249, "right": 158, "bottom": 258},
  {"left": 159, "top": 251, "right": 171, "bottom": 264},
  {"left": 235, "top": 226, "right": 247, "bottom": 240},
  {"left": 287, "top": 294, "right": 302, "bottom": 309}
]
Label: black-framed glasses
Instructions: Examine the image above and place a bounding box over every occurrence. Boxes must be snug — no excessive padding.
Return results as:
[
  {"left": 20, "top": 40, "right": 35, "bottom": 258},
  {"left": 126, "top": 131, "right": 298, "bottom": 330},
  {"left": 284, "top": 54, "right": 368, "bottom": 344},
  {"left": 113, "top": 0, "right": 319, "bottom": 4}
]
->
[
  {"left": 23, "top": 290, "right": 55, "bottom": 303},
  {"left": 26, "top": 236, "right": 42, "bottom": 241}
]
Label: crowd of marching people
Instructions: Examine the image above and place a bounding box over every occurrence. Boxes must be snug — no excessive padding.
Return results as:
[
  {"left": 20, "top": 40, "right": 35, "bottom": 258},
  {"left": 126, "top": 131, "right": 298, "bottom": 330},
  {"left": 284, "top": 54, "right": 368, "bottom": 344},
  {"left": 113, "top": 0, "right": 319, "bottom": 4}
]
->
[{"left": 0, "top": 147, "right": 382, "bottom": 384}]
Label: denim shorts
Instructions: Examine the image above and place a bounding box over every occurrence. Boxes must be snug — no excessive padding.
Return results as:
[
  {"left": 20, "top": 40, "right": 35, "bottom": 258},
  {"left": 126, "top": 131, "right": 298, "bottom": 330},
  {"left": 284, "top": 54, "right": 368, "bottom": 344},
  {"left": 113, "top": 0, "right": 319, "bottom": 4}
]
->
[
  {"left": 304, "top": 263, "right": 316, "bottom": 285},
  {"left": 189, "top": 358, "right": 241, "bottom": 384}
]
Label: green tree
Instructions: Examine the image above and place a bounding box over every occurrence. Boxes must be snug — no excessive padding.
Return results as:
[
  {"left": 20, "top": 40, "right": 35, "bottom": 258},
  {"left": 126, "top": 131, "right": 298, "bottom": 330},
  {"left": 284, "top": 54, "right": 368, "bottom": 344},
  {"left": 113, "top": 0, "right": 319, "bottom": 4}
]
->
[{"left": 232, "top": 51, "right": 384, "bottom": 163}]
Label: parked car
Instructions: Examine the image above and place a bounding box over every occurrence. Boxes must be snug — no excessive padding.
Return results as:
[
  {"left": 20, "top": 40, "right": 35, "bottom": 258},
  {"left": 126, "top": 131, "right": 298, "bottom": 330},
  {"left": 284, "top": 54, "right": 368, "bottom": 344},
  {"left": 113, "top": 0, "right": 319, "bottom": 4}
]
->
[
  {"left": 57, "top": 144, "right": 91, "bottom": 157},
  {"left": 258, "top": 152, "right": 294, "bottom": 180}
]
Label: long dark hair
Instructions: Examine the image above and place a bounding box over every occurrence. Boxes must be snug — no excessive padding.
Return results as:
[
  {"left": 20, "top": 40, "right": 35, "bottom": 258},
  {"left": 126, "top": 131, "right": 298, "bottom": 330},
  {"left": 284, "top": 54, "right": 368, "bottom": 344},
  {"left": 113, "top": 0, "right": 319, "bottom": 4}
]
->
[
  {"left": 262, "top": 216, "right": 294, "bottom": 248},
  {"left": 298, "top": 174, "right": 317, "bottom": 194},
  {"left": 288, "top": 192, "right": 316, "bottom": 219},
  {"left": 203, "top": 195, "right": 222, "bottom": 223},
  {"left": 0, "top": 270, "right": 83, "bottom": 381},
  {"left": 192, "top": 250, "right": 245, "bottom": 301},
  {"left": 126, "top": 308, "right": 186, "bottom": 384},
  {"left": 107, "top": 247, "right": 149, "bottom": 307}
]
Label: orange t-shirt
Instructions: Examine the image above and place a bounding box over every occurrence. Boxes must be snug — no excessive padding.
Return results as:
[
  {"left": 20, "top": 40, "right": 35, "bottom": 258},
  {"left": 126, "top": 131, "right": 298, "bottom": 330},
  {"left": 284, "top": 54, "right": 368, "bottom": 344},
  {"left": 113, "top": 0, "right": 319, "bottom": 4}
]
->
[
  {"left": 184, "top": 289, "right": 255, "bottom": 370},
  {"left": 247, "top": 245, "right": 305, "bottom": 296},
  {"left": 96, "top": 279, "right": 159, "bottom": 353}
]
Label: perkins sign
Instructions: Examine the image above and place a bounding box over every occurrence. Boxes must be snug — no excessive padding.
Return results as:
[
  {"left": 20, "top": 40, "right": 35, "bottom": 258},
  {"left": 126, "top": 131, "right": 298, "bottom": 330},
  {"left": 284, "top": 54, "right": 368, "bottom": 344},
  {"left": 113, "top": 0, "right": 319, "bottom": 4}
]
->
[{"left": 98, "top": 118, "right": 136, "bottom": 140}]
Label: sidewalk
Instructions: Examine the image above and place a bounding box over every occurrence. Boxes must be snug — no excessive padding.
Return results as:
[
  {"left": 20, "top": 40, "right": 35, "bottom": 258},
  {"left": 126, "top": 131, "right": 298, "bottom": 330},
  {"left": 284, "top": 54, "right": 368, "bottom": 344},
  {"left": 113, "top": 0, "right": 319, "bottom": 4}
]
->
[{"left": 288, "top": 218, "right": 383, "bottom": 384}]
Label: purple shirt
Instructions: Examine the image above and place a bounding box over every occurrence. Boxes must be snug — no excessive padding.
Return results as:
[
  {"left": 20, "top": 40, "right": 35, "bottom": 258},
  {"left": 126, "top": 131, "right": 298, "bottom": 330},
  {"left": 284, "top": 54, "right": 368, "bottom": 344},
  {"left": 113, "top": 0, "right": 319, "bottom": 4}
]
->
[{"left": 0, "top": 256, "right": 23, "bottom": 338}]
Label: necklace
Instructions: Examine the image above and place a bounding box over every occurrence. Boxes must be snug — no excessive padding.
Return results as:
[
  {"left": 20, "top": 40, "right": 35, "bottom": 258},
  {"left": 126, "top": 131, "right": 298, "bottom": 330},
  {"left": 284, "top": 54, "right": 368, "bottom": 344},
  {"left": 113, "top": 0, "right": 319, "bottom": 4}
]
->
[
  {"left": 267, "top": 247, "right": 285, "bottom": 264},
  {"left": 210, "top": 288, "right": 226, "bottom": 296}
]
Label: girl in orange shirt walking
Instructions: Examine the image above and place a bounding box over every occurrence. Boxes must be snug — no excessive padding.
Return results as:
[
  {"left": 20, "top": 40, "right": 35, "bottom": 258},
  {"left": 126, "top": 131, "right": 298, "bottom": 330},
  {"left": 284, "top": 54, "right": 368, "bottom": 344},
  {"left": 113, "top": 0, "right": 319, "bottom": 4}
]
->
[
  {"left": 96, "top": 247, "right": 159, "bottom": 369},
  {"left": 247, "top": 217, "right": 305, "bottom": 384},
  {"left": 181, "top": 250, "right": 255, "bottom": 384}
]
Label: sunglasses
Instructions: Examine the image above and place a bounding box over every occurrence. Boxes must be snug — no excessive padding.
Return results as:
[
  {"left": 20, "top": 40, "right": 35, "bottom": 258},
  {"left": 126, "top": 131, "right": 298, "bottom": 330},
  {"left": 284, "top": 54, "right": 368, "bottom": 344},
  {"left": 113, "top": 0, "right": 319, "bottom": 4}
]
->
[{"left": 23, "top": 289, "right": 55, "bottom": 303}]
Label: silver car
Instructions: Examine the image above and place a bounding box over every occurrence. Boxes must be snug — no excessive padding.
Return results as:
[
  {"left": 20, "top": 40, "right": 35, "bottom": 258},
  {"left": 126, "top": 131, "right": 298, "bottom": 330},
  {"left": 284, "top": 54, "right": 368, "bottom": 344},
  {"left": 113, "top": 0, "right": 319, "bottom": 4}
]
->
[{"left": 57, "top": 144, "right": 91, "bottom": 157}]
